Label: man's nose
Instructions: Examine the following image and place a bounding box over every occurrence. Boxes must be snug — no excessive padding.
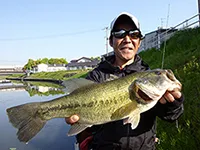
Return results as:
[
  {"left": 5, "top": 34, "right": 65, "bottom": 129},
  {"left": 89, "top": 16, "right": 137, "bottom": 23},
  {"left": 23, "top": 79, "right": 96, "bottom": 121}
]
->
[{"left": 123, "top": 35, "right": 132, "bottom": 43}]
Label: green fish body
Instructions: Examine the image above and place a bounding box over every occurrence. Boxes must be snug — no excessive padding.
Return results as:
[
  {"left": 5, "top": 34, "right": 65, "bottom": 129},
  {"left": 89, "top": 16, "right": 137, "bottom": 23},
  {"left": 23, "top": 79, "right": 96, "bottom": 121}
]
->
[{"left": 7, "top": 69, "right": 181, "bottom": 142}]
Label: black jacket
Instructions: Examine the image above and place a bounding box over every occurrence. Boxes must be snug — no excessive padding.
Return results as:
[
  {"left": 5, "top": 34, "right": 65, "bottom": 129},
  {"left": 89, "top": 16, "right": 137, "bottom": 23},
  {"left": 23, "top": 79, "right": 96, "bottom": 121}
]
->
[{"left": 80, "top": 54, "right": 184, "bottom": 150}]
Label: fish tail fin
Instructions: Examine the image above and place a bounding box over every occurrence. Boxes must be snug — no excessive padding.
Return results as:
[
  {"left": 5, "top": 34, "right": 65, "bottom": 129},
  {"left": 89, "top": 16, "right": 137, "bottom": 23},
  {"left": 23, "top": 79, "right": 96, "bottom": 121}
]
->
[{"left": 6, "top": 102, "right": 46, "bottom": 143}]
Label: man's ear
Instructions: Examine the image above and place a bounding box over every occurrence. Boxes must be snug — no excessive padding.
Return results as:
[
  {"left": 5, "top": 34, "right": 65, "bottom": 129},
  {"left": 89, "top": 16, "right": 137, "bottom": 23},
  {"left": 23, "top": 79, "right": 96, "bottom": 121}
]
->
[{"left": 109, "top": 36, "right": 113, "bottom": 47}]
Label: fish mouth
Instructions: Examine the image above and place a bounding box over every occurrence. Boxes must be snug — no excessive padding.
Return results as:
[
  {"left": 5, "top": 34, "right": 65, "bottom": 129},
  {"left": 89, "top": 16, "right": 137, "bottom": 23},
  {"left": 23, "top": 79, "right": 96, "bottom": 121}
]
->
[{"left": 137, "top": 88, "right": 153, "bottom": 102}]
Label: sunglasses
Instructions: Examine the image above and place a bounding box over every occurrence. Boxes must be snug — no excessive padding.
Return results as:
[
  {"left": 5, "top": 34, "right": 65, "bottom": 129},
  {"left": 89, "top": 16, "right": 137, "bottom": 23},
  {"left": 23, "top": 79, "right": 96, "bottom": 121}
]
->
[{"left": 111, "top": 29, "right": 142, "bottom": 39}]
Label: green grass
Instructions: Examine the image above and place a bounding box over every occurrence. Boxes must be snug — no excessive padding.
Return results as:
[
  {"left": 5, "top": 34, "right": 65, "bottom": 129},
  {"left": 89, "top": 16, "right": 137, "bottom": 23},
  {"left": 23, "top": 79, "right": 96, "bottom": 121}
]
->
[
  {"left": 139, "top": 27, "right": 200, "bottom": 150},
  {"left": 22, "top": 70, "right": 89, "bottom": 80},
  {"left": 0, "top": 76, "right": 8, "bottom": 80}
]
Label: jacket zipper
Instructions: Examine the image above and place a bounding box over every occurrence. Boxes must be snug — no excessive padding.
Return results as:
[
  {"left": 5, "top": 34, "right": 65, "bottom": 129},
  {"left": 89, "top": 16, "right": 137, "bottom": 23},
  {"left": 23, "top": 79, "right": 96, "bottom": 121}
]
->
[{"left": 126, "top": 125, "right": 130, "bottom": 149}]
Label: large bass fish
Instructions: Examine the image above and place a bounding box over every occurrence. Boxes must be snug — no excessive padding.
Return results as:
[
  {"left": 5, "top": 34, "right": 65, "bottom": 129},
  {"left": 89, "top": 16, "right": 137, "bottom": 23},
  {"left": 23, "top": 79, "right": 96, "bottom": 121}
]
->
[{"left": 7, "top": 69, "right": 181, "bottom": 143}]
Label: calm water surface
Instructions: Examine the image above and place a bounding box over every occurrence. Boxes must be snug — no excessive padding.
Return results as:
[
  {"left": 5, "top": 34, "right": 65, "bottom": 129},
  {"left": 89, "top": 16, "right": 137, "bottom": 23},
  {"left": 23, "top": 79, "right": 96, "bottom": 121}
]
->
[{"left": 0, "top": 82, "right": 76, "bottom": 150}]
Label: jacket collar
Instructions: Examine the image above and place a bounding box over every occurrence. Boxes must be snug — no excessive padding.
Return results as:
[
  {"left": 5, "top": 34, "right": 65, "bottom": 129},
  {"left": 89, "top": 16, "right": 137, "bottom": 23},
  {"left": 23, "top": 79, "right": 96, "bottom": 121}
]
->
[{"left": 99, "top": 54, "right": 149, "bottom": 74}]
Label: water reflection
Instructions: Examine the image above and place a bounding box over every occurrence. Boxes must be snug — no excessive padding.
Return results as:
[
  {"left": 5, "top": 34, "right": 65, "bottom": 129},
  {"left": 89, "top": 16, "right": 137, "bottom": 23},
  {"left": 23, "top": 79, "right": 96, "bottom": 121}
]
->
[
  {"left": 23, "top": 81, "right": 65, "bottom": 97},
  {"left": 0, "top": 81, "right": 76, "bottom": 150}
]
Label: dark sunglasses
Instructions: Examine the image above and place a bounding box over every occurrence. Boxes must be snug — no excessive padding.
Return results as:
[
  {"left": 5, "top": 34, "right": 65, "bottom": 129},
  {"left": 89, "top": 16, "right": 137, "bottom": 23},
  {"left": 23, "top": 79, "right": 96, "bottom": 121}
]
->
[{"left": 111, "top": 29, "right": 142, "bottom": 39}]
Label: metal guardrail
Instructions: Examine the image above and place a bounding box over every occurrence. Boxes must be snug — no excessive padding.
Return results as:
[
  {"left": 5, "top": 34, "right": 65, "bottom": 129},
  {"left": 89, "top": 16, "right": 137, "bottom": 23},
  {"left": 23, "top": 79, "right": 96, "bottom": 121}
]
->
[
  {"left": 161, "top": 13, "right": 200, "bottom": 68},
  {"left": 160, "top": 13, "right": 200, "bottom": 40},
  {"left": 139, "top": 13, "right": 200, "bottom": 53}
]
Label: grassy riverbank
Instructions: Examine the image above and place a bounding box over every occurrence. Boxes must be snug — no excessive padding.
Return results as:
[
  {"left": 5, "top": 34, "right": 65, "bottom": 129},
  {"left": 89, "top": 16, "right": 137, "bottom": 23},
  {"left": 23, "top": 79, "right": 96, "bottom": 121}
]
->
[
  {"left": 0, "top": 76, "right": 10, "bottom": 80},
  {"left": 139, "top": 27, "right": 200, "bottom": 149},
  {"left": 7, "top": 70, "right": 89, "bottom": 81},
  {"left": 29, "top": 70, "right": 89, "bottom": 80}
]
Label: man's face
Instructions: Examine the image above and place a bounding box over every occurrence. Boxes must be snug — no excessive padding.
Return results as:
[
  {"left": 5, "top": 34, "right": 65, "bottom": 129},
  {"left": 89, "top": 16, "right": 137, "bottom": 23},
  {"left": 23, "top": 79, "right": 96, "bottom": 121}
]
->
[{"left": 110, "top": 23, "right": 141, "bottom": 62}]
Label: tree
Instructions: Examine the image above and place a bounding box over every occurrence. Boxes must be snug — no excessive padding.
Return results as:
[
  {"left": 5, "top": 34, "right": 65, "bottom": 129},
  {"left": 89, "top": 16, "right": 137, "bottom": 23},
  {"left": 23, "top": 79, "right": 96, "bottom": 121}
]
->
[
  {"left": 48, "top": 58, "right": 68, "bottom": 64},
  {"left": 23, "top": 58, "right": 68, "bottom": 70},
  {"left": 41, "top": 58, "right": 49, "bottom": 64},
  {"left": 91, "top": 56, "right": 101, "bottom": 61},
  {"left": 23, "top": 59, "right": 36, "bottom": 70}
]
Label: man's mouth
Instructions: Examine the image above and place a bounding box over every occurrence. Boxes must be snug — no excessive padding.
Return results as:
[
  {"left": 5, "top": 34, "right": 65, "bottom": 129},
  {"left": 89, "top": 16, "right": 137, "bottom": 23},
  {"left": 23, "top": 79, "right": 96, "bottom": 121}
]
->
[{"left": 120, "top": 47, "right": 133, "bottom": 50}]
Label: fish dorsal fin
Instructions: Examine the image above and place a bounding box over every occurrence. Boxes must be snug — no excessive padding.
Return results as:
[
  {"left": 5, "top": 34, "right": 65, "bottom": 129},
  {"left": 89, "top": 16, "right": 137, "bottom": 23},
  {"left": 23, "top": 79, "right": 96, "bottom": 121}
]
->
[
  {"left": 61, "top": 78, "right": 95, "bottom": 94},
  {"left": 105, "top": 74, "right": 119, "bottom": 82},
  {"left": 123, "top": 111, "right": 140, "bottom": 130},
  {"left": 67, "top": 123, "right": 92, "bottom": 136}
]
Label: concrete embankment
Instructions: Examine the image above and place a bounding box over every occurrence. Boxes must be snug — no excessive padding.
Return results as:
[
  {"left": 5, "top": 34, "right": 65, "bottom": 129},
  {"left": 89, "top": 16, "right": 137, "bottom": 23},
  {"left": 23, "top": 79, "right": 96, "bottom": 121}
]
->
[
  {"left": 6, "top": 77, "right": 63, "bottom": 84},
  {"left": 0, "top": 79, "right": 26, "bottom": 90},
  {"left": 0, "top": 80, "right": 11, "bottom": 84},
  {"left": 0, "top": 78, "right": 63, "bottom": 90},
  {"left": 0, "top": 84, "right": 26, "bottom": 90}
]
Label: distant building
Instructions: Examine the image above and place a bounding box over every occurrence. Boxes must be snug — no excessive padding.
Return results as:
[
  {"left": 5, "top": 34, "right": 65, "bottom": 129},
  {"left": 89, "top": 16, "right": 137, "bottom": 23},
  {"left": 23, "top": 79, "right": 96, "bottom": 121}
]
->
[
  {"left": 31, "top": 57, "right": 100, "bottom": 72},
  {"left": 47, "top": 64, "right": 67, "bottom": 72},
  {"left": 138, "top": 27, "right": 177, "bottom": 53},
  {"left": 66, "top": 57, "right": 99, "bottom": 70},
  {"left": 0, "top": 65, "right": 23, "bottom": 74},
  {"left": 32, "top": 63, "right": 67, "bottom": 73},
  {"left": 35, "top": 64, "right": 48, "bottom": 72}
]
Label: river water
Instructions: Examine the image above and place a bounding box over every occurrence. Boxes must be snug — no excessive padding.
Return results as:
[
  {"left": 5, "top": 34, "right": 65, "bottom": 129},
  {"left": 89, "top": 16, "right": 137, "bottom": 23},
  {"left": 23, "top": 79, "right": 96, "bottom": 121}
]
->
[{"left": 0, "top": 81, "right": 76, "bottom": 150}]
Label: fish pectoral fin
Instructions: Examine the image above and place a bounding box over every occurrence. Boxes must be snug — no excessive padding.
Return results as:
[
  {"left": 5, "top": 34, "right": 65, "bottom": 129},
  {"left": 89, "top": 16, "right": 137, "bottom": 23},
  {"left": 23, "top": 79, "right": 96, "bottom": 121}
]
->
[
  {"left": 111, "top": 101, "right": 138, "bottom": 120},
  {"left": 124, "top": 112, "right": 140, "bottom": 130},
  {"left": 67, "top": 123, "right": 92, "bottom": 136},
  {"left": 62, "top": 78, "right": 95, "bottom": 94}
]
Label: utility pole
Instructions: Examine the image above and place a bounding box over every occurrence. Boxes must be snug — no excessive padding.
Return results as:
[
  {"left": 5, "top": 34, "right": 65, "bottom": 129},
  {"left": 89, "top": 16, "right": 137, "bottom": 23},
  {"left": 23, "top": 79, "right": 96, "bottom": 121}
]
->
[
  {"left": 160, "top": 18, "right": 165, "bottom": 28},
  {"left": 161, "top": 4, "right": 170, "bottom": 69},
  {"left": 198, "top": 0, "right": 200, "bottom": 26},
  {"left": 103, "top": 27, "right": 109, "bottom": 56}
]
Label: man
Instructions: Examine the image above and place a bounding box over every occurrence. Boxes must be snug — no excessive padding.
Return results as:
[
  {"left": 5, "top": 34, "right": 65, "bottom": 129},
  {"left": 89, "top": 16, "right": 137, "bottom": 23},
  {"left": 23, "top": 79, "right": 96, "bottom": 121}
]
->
[{"left": 66, "top": 12, "right": 184, "bottom": 150}]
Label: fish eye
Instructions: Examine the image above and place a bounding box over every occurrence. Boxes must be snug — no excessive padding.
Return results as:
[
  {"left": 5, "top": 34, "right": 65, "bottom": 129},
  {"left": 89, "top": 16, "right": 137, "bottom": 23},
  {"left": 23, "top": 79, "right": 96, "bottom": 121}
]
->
[
  {"left": 155, "top": 71, "right": 162, "bottom": 75},
  {"left": 166, "top": 71, "right": 176, "bottom": 82}
]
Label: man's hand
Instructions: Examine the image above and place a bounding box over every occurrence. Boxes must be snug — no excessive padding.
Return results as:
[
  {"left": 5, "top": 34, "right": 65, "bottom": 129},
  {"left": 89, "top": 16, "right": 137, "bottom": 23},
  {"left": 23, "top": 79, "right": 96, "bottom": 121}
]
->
[
  {"left": 159, "top": 89, "right": 182, "bottom": 104},
  {"left": 65, "top": 115, "right": 79, "bottom": 124}
]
